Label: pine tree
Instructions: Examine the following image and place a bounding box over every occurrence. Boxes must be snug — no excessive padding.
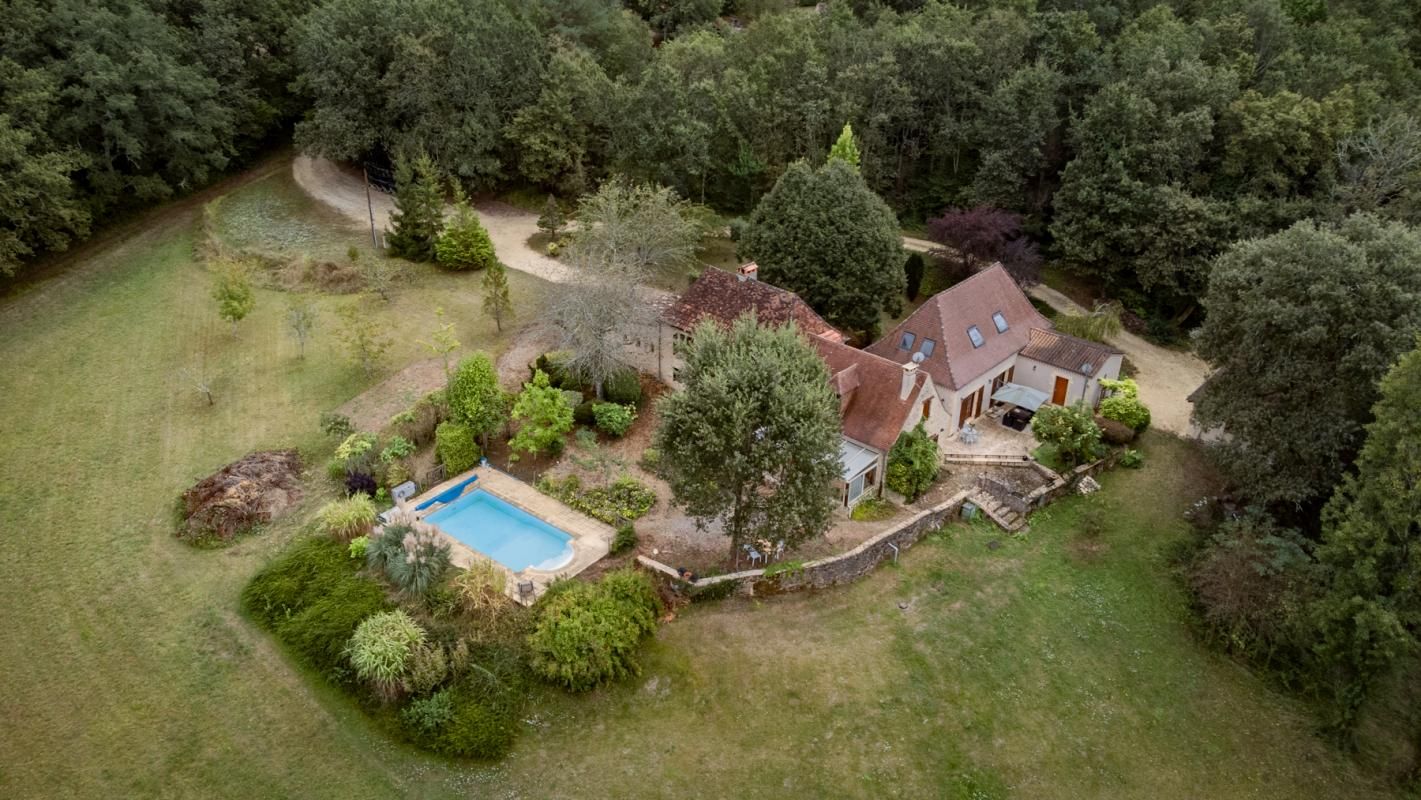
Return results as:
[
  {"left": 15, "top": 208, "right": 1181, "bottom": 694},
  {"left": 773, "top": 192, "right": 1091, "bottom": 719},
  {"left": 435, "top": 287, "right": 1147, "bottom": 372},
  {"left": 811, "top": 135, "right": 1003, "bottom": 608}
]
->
[
  {"left": 828, "top": 122, "right": 861, "bottom": 171},
  {"left": 386, "top": 152, "right": 444, "bottom": 262},
  {"left": 434, "top": 183, "right": 496, "bottom": 271},
  {"left": 537, "top": 194, "right": 566, "bottom": 239},
  {"left": 482, "top": 261, "right": 513, "bottom": 333}
]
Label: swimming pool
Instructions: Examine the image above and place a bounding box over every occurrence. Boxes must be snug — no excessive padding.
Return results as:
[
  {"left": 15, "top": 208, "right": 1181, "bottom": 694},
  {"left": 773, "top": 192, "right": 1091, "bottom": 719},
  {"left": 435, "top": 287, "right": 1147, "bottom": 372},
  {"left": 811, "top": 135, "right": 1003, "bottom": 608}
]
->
[{"left": 424, "top": 489, "right": 575, "bottom": 572}]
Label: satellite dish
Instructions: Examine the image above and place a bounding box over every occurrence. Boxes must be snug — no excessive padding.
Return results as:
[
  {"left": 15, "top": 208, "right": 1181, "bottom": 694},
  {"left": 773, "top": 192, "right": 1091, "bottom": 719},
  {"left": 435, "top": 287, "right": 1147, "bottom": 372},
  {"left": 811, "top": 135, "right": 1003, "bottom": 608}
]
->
[{"left": 911, "top": 351, "right": 927, "bottom": 364}]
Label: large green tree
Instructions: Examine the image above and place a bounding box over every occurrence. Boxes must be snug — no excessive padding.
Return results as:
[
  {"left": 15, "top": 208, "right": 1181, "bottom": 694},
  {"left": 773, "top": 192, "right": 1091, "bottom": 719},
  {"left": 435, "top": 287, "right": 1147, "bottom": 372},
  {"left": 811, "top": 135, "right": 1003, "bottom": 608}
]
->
[
  {"left": 739, "top": 159, "right": 904, "bottom": 337},
  {"left": 654, "top": 315, "right": 843, "bottom": 559},
  {"left": 1193, "top": 215, "right": 1421, "bottom": 508},
  {"left": 1310, "top": 340, "right": 1421, "bottom": 733},
  {"left": 386, "top": 152, "right": 444, "bottom": 263},
  {"left": 447, "top": 353, "right": 508, "bottom": 449}
]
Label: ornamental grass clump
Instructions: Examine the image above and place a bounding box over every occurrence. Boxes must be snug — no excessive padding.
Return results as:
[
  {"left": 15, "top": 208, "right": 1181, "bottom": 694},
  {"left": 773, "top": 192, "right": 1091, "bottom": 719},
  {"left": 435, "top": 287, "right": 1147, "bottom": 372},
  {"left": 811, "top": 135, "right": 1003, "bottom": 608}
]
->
[
  {"left": 316, "top": 493, "right": 377, "bottom": 542},
  {"left": 368, "top": 516, "right": 451, "bottom": 597},
  {"left": 347, "top": 610, "right": 427, "bottom": 702}
]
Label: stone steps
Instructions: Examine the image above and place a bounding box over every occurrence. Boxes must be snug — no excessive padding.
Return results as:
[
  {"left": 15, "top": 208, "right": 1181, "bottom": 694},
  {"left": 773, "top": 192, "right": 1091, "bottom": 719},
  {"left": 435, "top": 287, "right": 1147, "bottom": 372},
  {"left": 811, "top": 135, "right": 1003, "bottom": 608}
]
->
[{"left": 967, "top": 490, "right": 1026, "bottom": 532}]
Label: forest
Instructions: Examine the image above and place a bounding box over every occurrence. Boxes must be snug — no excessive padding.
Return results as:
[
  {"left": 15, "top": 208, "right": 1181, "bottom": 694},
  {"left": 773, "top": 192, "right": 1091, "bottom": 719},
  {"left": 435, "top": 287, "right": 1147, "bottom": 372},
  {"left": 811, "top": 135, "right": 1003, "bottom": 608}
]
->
[{"left": 4, "top": 0, "right": 1418, "bottom": 321}]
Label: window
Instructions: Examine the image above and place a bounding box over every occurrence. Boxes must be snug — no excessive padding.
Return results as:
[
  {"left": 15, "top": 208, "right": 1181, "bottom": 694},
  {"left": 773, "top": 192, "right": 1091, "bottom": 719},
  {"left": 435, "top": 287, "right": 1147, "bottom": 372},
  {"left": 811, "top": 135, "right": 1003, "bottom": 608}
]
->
[
  {"left": 919, "top": 338, "right": 936, "bottom": 357},
  {"left": 966, "top": 326, "right": 984, "bottom": 348},
  {"left": 992, "top": 312, "right": 1008, "bottom": 333},
  {"left": 898, "top": 332, "right": 916, "bottom": 350}
]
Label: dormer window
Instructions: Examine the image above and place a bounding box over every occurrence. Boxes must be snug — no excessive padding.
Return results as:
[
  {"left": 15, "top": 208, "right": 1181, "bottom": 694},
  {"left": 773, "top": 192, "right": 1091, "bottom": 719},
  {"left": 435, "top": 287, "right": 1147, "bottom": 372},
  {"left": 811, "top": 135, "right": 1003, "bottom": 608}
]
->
[
  {"left": 992, "top": 312, "right": 1008, "bottom": 333},
  {"left": 966, "top": 326, "right": 985, "bottom": 348},
  {"left": 898, "top": 332, "right": 916, "bottom": 350},
  {"left": 919, "top": 338, "right": 936, "bottom": 357}
]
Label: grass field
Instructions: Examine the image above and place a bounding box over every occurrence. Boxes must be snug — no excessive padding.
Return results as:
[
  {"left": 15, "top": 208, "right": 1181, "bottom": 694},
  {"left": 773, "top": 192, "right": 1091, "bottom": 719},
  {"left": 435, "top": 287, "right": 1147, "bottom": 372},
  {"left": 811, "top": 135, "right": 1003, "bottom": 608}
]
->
[{"left": 0, "top": 163, "right": 1402, "bottom": 799}]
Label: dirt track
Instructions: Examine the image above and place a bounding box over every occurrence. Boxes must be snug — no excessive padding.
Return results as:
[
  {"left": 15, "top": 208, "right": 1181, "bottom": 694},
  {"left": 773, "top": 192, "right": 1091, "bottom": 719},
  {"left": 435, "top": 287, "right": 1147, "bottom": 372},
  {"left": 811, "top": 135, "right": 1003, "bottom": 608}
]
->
[
  {"left": 1028, "top": 284, "right": 1210, "bottom": 437},
  {"left": 294, "top": 155, "right": 1208, "bottom": 436}
]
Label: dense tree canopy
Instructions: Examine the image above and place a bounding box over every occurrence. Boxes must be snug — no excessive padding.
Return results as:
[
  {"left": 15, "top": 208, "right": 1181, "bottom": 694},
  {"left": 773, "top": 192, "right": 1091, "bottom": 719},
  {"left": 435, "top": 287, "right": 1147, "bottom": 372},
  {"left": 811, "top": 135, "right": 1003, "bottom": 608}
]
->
[
  {"left": 654, "top": 315, "right": 842, "bottom": 558},
  {"left": 1193, "top": 215, "right": 1421, "bottom": 509},
  {"left": 6, "top": 0, "right": 1421, "bottom": 319},
  {"left": 740, "top": 159, "right": 904, "bottom": 336}
]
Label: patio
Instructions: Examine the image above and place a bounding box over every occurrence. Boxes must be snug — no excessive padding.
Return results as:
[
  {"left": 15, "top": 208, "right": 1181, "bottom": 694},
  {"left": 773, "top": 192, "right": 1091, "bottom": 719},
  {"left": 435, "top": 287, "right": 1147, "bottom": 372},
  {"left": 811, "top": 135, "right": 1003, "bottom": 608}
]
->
[{"left": 943, "top": 409, "right": 1040, "bottom": 460}]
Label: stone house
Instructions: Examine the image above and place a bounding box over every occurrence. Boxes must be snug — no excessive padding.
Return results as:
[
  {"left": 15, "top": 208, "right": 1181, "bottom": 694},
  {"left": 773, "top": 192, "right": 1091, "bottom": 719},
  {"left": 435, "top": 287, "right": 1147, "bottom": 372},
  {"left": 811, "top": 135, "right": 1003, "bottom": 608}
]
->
[{"left": 866, "top": 264, "right": 1122, "bottom": 434}]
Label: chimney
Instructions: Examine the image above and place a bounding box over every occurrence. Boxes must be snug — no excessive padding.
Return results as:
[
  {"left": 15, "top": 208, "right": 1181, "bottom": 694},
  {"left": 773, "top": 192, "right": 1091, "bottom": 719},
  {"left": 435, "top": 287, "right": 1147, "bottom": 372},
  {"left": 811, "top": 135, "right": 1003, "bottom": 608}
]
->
[
  {"left": 737, "top": 262, "right": 759, "bottom": 282},
  {"left": 900, "top": 361, "right": 919, "bottom": 400}
]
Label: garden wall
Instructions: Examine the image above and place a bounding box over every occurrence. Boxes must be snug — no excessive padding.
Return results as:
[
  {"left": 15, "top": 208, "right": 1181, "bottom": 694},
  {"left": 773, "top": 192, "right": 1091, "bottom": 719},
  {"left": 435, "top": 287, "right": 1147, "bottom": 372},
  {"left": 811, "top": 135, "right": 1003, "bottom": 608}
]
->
[
  {"left": 637, "top": 490, "right": 972, "bottom": 599},
  {"left": 1023, "top": 449, "right": 1125, "bottom": 509}
]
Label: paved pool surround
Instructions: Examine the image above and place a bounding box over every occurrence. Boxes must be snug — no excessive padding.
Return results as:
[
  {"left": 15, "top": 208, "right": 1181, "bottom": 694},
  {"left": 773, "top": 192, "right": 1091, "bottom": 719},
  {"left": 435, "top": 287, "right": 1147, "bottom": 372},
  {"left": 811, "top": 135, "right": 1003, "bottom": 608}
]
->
[{"left": 401, "top": 467, "right": 612, "bottom": 603}]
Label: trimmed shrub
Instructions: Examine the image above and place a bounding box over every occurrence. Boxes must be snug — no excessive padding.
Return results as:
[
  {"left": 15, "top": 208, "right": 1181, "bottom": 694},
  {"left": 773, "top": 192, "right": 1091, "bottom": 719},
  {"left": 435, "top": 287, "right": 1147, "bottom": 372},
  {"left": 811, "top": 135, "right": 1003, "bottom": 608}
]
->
[
  {"left": 534, "top": 351, "right": 575, "bottom": 388},
  {"left": 435, "top": 421, "right": 481, "bottom": 474},
  {"left": 527, "top": 569, "right": 660, "bottom": 691},
  {"left": 320, "top": 411, "right": 355, "bottom": 439},
  {"left": 1096, "top": 416, "right": 1137, "bottom": 445},
  {"left": 316, "top": 493, "right": 377, "bottom": 541},
  {"left": 611, "top": 523, "right": 637, "bottom": 555},
  {"left": 592, "top": 403, "right": 636, "bottom": 437},
  {"left": 1098, "top": 378, "right": 1150, "bottom": 432},
  {"left": 347, "top": 610, "right": 426, "bottom": 701},
  {"left": 241, "top": 537, "right": 390, "bottom": 681},
  {"left": 572, "top": 400, "right": 596, "bottom": 426},
  {"left": 603, "top": 369, "right": 642, "bottom": 406},
  {"left": 886, "top": 423, "right": 939, "bottom": 501}
]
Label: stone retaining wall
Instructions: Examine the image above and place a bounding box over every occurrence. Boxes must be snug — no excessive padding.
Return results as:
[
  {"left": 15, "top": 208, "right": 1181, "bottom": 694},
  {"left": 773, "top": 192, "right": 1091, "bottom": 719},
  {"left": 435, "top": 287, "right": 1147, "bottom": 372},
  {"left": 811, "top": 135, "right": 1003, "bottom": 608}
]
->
[
  {"left": 637, "top": 490, "right": 972, "bottom": 598},
  {"left": 1023, "top": 449, "right": 1124, "bottom": 508}
]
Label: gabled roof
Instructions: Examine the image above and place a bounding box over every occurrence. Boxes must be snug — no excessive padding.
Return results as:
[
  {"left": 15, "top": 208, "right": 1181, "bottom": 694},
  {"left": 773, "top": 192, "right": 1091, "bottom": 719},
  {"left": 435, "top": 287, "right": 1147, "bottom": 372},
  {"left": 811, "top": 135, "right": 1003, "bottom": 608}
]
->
[
  {"left": 1019, "top": 328, "right": 1120, "bottom": 377},
  {"left": 660, "top": 265, "right": 841, "bottom": 340},
  {"left": 866, "top": 264, "right": 1051, "bottom": 391},
  {"left": 811, "top": 335, "right": 927, "bottom": 453}
]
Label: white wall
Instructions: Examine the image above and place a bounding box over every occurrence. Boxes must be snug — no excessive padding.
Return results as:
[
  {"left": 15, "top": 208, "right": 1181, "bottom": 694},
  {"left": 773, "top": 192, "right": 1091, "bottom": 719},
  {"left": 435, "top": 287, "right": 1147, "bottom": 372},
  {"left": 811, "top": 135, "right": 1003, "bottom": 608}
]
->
[
  {"left": 940, "top": 353, "right": 1019, "bottom": 433},
  {"left": 1015, "top": 353, "right": 1123, "bottom": 409}
]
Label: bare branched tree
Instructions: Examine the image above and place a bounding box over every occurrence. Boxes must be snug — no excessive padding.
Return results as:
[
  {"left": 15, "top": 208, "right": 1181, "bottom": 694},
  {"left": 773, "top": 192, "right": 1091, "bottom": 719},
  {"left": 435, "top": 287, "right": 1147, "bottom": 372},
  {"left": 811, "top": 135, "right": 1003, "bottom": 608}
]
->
[
  {"left": 1335, "top": 114, "right": 1421, "bottom": 219},
  {"left": 552, "top": 178, "right": 699, "bottom": 396},
  {"left": 178, "top": 363, "right": 216, "bottom": 406}
]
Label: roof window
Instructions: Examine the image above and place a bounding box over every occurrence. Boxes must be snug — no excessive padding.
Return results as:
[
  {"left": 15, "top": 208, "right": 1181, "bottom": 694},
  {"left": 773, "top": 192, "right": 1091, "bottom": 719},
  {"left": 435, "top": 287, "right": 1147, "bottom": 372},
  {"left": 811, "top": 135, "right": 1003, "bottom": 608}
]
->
[
  {"left": 992, "top": 312, "right": 1008, "bottom": 333},
  {"left": 920, "top": 338, "right": 936, "bottom": 357},
  {"left": 898, "top": 332, "right": 916, "bottom": 350},
  {"left": 966, "top": 326, "right": 984, "bottom": 348}
]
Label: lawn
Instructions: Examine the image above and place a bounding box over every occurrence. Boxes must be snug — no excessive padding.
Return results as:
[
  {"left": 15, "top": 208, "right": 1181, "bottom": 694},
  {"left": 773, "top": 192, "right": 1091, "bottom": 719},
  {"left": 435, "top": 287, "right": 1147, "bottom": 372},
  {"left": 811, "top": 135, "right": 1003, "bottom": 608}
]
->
[{"left": 0, "top": 162, "right": 1403, "bottom": 799}]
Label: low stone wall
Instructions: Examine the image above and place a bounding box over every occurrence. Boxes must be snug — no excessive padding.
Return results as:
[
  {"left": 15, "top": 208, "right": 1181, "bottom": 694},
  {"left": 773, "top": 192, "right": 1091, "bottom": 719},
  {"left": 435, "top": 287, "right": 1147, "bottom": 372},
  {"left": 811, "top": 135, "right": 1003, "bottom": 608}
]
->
[
  {"left": 1023, "top": 449, "right": 1124, "bottom": 508},
  {"left": 637, "top": 490, "right": 972, "bottom": 599}
]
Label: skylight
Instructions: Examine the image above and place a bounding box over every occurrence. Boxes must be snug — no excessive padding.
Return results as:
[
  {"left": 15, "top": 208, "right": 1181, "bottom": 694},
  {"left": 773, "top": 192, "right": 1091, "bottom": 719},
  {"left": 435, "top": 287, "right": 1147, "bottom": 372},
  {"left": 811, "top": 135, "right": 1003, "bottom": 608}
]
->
[
  {"left": 992, "top": 312, "right": 1008, "bottom": 333},
  {"left": 898, "top": 332, "right": 916, "bottom": 350},
  {"left": 920, "top": 338, "right": 936, "bottom": 357},
  {"left": 966, "top": 326, "right": 984, "bottom": 348}
]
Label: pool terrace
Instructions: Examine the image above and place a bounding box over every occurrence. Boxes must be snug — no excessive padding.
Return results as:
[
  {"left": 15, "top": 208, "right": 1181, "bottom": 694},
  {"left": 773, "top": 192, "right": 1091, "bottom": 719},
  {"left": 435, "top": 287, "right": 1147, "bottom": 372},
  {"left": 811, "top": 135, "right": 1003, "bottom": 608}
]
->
[{"left": 401, "top": 466, "right": 613, "bottom": 604}]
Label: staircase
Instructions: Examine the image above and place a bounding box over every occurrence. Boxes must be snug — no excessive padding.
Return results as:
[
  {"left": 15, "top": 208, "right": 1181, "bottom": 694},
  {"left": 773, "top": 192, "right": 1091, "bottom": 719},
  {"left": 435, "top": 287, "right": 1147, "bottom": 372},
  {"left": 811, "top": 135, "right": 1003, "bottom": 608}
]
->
[{"left": 967, "top": 490, "right": 1027, "bottom": 532}]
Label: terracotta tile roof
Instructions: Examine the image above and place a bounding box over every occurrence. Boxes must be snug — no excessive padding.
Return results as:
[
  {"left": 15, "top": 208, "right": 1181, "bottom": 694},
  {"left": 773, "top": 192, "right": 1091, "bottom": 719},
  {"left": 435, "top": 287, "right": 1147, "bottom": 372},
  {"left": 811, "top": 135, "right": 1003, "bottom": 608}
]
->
[
  {"left": 866, "top": 264, "right": 1051, "bottom": 391},
  {"left": 1019, "top": 328, "right": 1120, "bottom": 377},
  {"left": 811, "top": 336, "right": 926, "bottom": 452},
  {"left": 660, "top": 265, "right": 841, "bottom": 340}
]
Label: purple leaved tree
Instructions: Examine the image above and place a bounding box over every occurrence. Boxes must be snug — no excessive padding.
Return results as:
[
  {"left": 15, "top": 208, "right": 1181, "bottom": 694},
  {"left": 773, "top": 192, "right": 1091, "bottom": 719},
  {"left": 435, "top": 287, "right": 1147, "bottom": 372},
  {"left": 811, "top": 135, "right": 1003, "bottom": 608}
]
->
[{"left": 926, "top": 206, "right": 1042, "bottom": 287}]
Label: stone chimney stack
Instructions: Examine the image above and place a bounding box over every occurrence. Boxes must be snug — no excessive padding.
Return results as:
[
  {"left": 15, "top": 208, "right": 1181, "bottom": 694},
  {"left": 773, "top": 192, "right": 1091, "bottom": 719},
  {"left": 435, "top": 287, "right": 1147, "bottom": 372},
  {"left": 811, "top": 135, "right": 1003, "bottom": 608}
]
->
[
  {"left": 737, "top": 262, "right": 759, "bottom": 282},
  {"left": 900, "top": 361, "right": 919, "bottom": 400}
]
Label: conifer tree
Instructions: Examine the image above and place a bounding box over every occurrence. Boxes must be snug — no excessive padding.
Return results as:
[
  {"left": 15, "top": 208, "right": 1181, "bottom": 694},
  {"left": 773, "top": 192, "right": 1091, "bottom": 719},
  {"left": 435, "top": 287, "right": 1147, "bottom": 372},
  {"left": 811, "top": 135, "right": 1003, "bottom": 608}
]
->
[{"left": 386, "top": 152, "right": 444, "bottom": 262}]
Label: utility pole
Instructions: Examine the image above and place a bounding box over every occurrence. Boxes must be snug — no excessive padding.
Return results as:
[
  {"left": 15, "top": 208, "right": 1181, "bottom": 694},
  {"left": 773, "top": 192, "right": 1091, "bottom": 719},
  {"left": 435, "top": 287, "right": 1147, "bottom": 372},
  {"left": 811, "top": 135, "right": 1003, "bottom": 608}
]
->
[{"left": 363, "top": 164, "right": 378, "bottom": 248}]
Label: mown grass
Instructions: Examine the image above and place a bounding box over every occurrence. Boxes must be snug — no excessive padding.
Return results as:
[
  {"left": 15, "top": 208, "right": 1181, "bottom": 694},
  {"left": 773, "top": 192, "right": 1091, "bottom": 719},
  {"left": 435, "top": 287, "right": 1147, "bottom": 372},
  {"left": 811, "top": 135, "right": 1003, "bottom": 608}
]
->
[{"left": 0, "top": 164, "right": 1403, "bottom": 799}]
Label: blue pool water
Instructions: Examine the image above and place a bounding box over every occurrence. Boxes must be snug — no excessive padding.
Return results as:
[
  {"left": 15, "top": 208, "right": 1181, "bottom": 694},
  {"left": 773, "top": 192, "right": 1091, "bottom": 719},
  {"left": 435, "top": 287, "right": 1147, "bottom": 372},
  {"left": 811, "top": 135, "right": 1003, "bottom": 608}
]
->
[{"left": 425, "top": 489, "right": 574, "bottom": 572}]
